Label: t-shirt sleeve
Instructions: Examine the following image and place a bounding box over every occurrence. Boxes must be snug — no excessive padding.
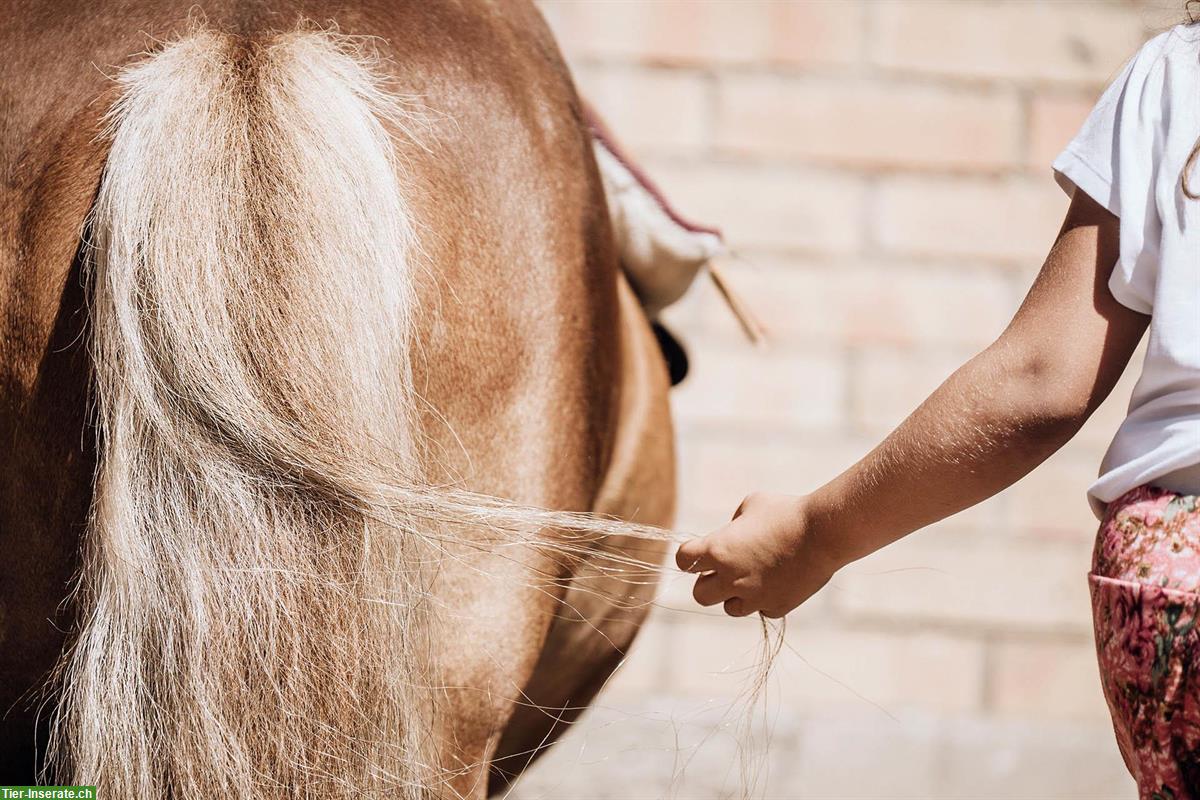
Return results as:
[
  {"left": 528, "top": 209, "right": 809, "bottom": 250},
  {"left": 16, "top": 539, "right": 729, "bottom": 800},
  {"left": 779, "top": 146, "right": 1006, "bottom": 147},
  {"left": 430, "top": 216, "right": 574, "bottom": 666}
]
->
[{"left": 1052, "top": 33, "right": 1172, "bottom": 315}]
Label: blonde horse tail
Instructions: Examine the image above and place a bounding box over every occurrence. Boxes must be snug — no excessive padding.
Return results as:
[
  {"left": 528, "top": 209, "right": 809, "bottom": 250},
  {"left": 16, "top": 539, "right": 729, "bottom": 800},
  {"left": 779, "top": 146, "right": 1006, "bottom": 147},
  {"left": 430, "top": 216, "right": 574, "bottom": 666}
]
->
[{"left": 53, "top": 29, "right": 435, "bottom": 797}]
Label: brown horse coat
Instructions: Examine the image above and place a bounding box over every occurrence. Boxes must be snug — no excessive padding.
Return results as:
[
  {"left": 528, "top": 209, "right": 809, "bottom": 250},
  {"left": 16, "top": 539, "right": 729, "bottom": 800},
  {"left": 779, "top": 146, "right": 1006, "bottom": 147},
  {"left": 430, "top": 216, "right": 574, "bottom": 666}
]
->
[{"left": 0, "top": 1, "right": 672, "bottom": 795}]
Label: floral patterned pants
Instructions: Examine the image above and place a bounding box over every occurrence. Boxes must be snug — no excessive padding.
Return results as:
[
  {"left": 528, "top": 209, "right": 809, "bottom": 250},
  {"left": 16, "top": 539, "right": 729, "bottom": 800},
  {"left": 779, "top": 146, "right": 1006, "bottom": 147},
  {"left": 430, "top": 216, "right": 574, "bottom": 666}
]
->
[{"left": 1092, "top": 485, "right": 1200, "bottom": 800}]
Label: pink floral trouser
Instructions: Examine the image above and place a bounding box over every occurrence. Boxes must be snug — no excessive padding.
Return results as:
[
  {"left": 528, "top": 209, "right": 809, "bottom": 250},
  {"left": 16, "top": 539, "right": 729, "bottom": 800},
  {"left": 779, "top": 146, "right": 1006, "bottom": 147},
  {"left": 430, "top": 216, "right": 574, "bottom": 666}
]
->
[{"left": 1092, "top": 485, "right": 1200, "bottom": 800}]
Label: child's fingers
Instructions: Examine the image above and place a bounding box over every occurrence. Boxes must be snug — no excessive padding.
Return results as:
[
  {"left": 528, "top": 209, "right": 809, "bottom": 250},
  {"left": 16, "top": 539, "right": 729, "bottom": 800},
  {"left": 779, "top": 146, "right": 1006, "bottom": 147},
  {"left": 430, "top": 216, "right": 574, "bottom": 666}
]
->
[
  {"left": 692, "top": 572, "right": 734, "bottom": 607},
  {"left": 723, "top": 597, "right": 755, "bottom": 617},
  {"left": 675, "top": 539, "right": 715, "bottom": 573}
]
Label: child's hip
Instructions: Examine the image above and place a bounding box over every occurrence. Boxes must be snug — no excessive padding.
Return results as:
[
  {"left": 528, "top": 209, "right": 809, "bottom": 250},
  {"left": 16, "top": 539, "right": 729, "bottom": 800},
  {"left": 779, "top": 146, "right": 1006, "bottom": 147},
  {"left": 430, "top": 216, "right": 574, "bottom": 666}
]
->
[
  {"left": 1088, "top": 484, "right": 1200, "bottom": 798},
  {"left": 1092, "top": 484, "right": 1200, "bottom": 592}
]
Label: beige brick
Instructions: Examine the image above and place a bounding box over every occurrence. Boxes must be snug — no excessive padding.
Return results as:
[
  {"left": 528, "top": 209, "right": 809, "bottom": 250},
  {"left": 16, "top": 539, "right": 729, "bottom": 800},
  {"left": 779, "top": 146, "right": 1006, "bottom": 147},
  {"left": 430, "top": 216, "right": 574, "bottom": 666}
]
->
[
  {"left": 990, "top": 638, "right": 1110, "bottom": 721},
  {"left": 1002, "top": 445, "right": 1107, "bottom": 542},
  {"left": 571, "top": 65, "right": 708, "bottom": 156},
  {"left": 872, "top": 2, "right": 1147, "bottom": 86},
  {"left": 665, "top": 258, "right": 1015, "bottom": 349},
  {"left": 850, "top": 347, "right": 964, "bottom": 434},
  {"left": 794, "top": 711, "right": 940, "bottom": 798},
  {"left": 716, "top": 76, "right": 1020, "bottom": 171},
  {"left": 763, "top": 1, "right": 865, "bottom": 68},
  {"left": 939, "top": 716, "right": 1136, "bottom": 798},
  {"left": 667, "top": 615, "right": 781, "bottom": 695},
  {"left": 673, "top": 433, "right": 870, "bottom": 526},
  {"left": 1141, "top": 2, "right": 1196, "bottom": 32},
  {"left": 670, "top": 345, "right": 846, "bottom": 432},
  {"left": 647, "top": 161, "right": 864, "bottom": 253},
  {"left": 875, "top": 176, "right": 1068, "bottom": 264},
  {"left": 539, "top": 0, "right": 863, "bottom": 68},
  {"left": 507, "top": 695, "right": 797, "bottom": 799},
  {"left": 700, "top": 260, "right": 1012, "bottom": 348},
  {"left": 849, "top": 337, "right": 1131, "bottom": 450},
  {"left": 1072, "top": 337, "right": 1144, "bottom": 449},
  {"left": 831, "top": 539, "right": 1094, "bottom": 634},
  {"left": 1028, "top": 92, "right": 1097, "bottom": 171},
  {"left": 776, "top": 628, "right": 985, "bottom": 714},
  {"left": 674, "top": 429, "right": 997, "bottom": 541}
]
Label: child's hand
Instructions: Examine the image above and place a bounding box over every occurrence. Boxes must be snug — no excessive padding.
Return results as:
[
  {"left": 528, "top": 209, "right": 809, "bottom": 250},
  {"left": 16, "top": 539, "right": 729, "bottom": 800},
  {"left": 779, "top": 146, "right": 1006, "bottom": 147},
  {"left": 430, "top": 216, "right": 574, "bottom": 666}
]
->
[{"left": 675, "top": 492, "right": 841, "bottom": 618}]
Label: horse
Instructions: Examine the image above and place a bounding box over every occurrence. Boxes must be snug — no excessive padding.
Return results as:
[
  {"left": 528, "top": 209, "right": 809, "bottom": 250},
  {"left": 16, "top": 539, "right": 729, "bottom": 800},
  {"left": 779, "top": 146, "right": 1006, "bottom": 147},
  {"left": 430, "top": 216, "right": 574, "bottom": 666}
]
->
[{"left": 0, "top": 1, "right": 676, "bottom": 796}]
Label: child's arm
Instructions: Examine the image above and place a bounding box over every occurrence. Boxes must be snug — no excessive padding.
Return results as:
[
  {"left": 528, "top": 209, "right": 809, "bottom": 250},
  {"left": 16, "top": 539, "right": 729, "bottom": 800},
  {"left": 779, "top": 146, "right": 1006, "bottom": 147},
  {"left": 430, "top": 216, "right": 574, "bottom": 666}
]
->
[{"left": 676, "top": 190, "right": 1150, "bottom": 618}]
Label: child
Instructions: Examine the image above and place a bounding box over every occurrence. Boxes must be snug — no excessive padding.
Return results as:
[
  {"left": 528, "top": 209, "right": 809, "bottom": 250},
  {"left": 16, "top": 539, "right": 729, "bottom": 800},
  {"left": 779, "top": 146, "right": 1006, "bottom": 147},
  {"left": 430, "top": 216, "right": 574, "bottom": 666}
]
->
[{"left": 677, "top": 22, "right": 1200, "bottom": 798}]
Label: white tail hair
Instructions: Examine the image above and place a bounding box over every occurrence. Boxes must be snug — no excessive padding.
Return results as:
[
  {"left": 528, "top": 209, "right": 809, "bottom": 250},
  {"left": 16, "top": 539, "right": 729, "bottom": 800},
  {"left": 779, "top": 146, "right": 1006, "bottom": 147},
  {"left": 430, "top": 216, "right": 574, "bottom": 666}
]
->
[{"left": 49, "top": 26, "right": 676, "bottom": 797}]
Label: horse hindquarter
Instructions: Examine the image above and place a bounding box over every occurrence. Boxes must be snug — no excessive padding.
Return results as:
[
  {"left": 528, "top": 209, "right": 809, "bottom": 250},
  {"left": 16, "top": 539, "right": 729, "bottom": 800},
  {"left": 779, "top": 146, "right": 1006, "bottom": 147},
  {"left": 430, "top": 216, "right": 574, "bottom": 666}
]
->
[{"left": 2, "top": 3, "right": 669, "bottom": 796}]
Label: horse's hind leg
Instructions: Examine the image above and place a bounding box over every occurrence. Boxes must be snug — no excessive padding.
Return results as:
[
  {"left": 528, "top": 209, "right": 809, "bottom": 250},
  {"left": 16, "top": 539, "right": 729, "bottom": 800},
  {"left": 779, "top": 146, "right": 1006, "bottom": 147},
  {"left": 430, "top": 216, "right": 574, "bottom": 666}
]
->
[
  {"left": 487, "top": 276, "right": 675, "bottom": 793},
  {"left": 0, "top": 101, "right": 104, "bottom": 779}
]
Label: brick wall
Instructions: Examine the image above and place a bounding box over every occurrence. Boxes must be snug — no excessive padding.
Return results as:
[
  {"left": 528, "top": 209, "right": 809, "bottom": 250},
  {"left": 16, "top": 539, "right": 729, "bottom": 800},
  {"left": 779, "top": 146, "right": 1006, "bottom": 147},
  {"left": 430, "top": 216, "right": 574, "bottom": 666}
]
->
[{"left": 514, "top": 2, "right": 1184, "bottom": 798}]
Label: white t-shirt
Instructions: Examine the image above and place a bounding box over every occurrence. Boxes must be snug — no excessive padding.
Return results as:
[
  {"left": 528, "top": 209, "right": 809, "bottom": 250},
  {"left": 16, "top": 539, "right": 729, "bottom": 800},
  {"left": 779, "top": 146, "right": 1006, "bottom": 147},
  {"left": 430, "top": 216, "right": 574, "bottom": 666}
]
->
[{"left": 1052, "top": 24, "right": 1200, "bottom": 517}]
